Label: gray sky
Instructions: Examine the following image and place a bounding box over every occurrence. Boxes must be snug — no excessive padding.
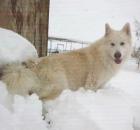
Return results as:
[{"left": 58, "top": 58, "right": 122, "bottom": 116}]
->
[{"left": 49, "top": 0, "right": 140, "bottom": 42}]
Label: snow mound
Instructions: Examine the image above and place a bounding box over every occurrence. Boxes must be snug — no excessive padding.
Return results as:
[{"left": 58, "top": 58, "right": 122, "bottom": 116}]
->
[
  {"left": 0, "top": 82, "right": 47, "bottom": 130},
  {"left": 109, "top": 70, "right": 140, "bottom": 130},
  {"left": 45, "top": 88, "right": 133, "bottom": 130},
  {"left": 0, "top": 28, "right": 38, "bottom": 65}
]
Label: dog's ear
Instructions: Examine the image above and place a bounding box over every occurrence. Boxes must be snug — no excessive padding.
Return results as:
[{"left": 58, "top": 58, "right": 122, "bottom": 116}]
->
[
  {"left": 105, "top": 23, "right": 112, "bottom": 36},
  {"left": 122, "top": 23, "right": 131, "bottom": 36}
]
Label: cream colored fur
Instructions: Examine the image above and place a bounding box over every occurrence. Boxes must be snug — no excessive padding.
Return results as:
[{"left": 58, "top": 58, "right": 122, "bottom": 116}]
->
[{"left": 1, "top": 23, "right": 132, "bottom": 100}]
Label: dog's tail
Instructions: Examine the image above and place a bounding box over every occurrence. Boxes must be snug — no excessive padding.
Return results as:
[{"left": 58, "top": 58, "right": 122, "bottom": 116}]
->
[{"left": 0, "top": 63, "right": 41, "bottom": 96}]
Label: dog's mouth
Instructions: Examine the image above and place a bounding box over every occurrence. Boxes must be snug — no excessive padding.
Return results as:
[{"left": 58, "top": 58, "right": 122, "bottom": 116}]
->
[{"left": 114, "top": 58, "right": 122, "bottom": 64}]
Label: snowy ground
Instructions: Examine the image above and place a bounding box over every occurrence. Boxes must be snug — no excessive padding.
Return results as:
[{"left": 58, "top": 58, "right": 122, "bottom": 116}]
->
[{"left": 0, "top": 28, "right": 140, "bottom": 130}]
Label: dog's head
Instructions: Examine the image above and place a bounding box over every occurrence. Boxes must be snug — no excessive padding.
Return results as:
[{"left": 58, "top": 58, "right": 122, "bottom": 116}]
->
[{"left": 103, "top": 23, "right": 132, "bottom": 64}]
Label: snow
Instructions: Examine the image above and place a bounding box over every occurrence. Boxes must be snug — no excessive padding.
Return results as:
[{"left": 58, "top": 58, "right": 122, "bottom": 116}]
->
[
  {"left": 0, "top": 28, "right": 38, "bottom": 65},
  {"left": 0, "top": 83, "right": 47, "bottom": 130},
  {"left": 1, "top": 79, "right": 138, "bottom": 130},
  {"left": 44, "top": 88, "right": 133, "bottom": 130}
]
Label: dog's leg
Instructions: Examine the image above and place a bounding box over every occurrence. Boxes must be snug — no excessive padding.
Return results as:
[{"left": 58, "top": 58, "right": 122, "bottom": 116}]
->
[
  {"left": 85, "top": 72, "right": 98, "bottom": 91},
  {"left": 37, "top": 69, "right": 69, "bottom": 100}
]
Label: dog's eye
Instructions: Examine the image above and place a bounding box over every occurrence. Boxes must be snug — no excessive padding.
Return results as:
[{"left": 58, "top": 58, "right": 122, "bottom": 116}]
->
[
  {"left": 110, "top": 43, "right": 115, "bottom": 46},
  {"left": 120, "top": 42, "right": 125, "bottom": 46}
]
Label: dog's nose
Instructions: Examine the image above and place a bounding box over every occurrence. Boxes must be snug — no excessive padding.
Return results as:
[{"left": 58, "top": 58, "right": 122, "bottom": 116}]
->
[{"left": 114, "top": 52, "right": 121, "bottom": 59}]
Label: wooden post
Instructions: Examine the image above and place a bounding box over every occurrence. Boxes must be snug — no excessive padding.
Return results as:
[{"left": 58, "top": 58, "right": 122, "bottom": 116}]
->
[{"left": 0, "top": 0, "right": 50, "bottom": 57}]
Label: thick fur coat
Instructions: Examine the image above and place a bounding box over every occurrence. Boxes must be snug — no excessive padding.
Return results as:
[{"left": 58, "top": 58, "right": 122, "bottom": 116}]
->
[{"left": 1, "top": 23, "right": 132, "bottom": 100}]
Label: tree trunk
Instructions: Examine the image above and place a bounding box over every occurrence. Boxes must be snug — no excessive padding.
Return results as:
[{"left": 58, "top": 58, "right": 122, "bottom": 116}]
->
[{"left": 0, "top": 0, "right": 50, "bottom": 57}]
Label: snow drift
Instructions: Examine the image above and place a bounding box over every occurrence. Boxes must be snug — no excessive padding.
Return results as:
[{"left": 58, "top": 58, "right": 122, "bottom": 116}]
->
[
  {"left": 0, "top": 82, "right": 47, "bottom": 130},
  {"left": 45, "top": 88, "right": 133, "bottom": 130}
]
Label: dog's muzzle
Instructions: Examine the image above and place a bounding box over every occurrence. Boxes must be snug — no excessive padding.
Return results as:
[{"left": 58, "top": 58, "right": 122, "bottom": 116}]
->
[{"left": 114, "top": 52, "right": 122, "bottom": 64}]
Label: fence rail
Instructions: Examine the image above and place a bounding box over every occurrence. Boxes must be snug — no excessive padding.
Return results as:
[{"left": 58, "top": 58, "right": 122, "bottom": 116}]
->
[{"left": 48, "top": 37, "right": 89, "bottom": 55}]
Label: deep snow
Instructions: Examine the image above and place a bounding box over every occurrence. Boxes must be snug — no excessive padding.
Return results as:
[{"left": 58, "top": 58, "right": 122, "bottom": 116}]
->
[{"left": 0, "top": 82, "right": 47, "bottom": 130}]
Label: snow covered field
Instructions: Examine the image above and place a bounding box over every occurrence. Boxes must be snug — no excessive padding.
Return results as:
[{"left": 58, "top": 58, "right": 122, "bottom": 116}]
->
[{"left": 0, "top": 28, "right": 140, "bottom": 130}]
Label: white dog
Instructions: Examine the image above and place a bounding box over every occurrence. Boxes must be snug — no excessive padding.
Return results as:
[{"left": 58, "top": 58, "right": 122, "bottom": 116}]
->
[{"left": 1, "top": 23, "right": 132, "bottom": 100}]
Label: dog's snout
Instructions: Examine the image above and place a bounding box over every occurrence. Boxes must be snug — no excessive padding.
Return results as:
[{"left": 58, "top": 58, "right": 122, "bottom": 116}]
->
[{"left": 114, "top": 52, "right": 121, "bottom": 59}]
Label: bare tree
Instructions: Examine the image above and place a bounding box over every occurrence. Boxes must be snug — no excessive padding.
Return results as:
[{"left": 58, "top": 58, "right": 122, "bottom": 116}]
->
[
  {"left": 134, "top": 20, "right": 140, "bottom": 68},
  {"left": 0, "top": 0, "right": 50, "bottom": 57}
]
